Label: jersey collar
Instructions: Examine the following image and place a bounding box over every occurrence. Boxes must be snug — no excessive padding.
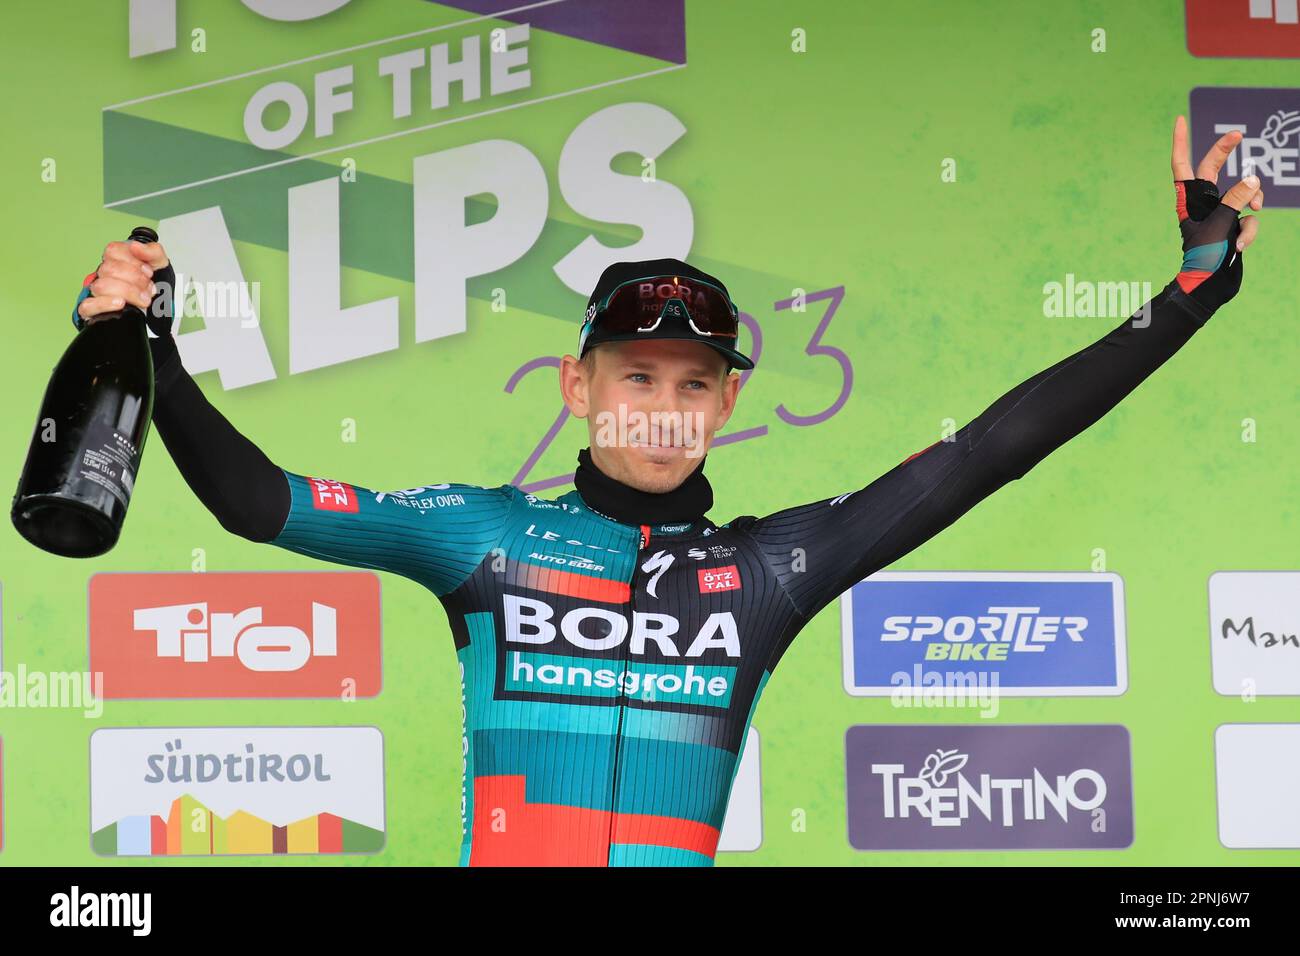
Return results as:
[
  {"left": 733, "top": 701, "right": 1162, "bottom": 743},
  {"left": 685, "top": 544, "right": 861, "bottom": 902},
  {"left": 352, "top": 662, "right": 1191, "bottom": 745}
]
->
[{"left": 569, "top": 446, "right": 713, "bottom": 531}]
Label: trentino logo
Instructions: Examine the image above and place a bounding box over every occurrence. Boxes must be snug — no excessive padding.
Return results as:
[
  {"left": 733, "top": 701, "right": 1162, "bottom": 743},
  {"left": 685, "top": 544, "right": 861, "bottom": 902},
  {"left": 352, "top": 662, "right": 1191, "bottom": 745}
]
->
[
  {"left": 1190, "top": 87, "right": 1300, "bottom": 206},
  {"left": 845, "top": 724, "right": 1134, "bottom": 850}
]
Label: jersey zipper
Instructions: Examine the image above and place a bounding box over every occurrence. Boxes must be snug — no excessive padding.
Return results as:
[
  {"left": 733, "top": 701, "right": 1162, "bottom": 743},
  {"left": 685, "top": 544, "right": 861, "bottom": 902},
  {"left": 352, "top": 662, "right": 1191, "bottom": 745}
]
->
[{"left": 606, "top": 522, "right": 651, "bottom": 865}]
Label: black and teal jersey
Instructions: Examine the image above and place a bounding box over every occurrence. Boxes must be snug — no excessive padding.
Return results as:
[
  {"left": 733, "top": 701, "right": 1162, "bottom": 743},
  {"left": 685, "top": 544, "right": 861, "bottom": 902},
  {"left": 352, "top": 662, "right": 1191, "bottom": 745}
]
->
[
  {"left": 269, "top": 470, "right": 880, "bottom": 867},
  {"left": 269, "top": 425, "right": 1009, "bottom": 866}
]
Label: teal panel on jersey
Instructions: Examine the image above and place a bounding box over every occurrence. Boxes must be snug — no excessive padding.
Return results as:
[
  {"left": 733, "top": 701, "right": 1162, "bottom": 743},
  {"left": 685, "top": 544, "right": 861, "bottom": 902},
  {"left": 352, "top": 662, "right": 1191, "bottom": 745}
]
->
[
  {"left": 608, "top": 844, "right": 714, "bottom": 867},
  {"left": 271, "top": 470, "right": 516, "bottom": 596}
]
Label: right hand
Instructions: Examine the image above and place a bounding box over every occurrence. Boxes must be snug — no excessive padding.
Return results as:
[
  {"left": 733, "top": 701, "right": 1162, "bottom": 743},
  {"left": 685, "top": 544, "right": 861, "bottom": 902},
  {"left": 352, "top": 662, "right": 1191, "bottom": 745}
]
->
[{"left": 77, "top": 239, "right": 174, "bottom": 333}]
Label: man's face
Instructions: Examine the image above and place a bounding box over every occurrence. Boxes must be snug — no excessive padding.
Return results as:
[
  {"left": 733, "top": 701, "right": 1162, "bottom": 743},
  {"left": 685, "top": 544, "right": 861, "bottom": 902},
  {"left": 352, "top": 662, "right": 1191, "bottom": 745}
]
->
[{"left": 559, "top": 338, "right": 742, "bottom": 494}]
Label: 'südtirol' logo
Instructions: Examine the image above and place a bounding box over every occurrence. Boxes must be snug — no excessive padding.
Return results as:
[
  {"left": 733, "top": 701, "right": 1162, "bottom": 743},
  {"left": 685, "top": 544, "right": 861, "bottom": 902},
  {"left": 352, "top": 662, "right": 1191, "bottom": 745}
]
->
[
  {"left": 845, "top": 724, "right": 1134, "bottom": 850},
  {"left": 90, "top": 727, "right": 385, "bottom": 857},
  {"left": 1190, "top": 87, "right": 1300, "bottom": 206},
  {"left": 89, "top": 572, "right": 381, "bottom": 698},
  {"left": 1186, "top": 0, "right": 1300, "bottom": 58}
]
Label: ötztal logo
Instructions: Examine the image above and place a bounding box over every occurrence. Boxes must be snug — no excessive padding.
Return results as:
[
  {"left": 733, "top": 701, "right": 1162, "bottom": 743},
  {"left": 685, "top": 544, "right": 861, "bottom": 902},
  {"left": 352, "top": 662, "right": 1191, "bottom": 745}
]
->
[
  {"left": 698, "top": 565, "right": 741, "bottom": 594},
  {"left": 133, "top": 602, "right": 337, "bottom": 672},
  {"left": 308, "top": 477, "right": 357, "bottom": 512}
]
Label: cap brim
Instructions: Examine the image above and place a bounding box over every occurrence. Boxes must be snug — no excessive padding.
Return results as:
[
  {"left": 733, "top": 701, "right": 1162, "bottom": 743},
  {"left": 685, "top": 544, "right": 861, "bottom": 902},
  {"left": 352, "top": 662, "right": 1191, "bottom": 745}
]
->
[{"left": 587, "top": 330, "right": 755, "bottom": 371}]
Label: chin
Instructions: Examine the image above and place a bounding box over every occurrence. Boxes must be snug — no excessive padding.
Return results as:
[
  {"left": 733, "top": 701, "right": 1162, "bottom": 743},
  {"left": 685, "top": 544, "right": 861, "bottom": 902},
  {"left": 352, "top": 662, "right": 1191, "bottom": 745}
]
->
[{"left": 623, "top": 458, "right": 692, "bottom": 493}]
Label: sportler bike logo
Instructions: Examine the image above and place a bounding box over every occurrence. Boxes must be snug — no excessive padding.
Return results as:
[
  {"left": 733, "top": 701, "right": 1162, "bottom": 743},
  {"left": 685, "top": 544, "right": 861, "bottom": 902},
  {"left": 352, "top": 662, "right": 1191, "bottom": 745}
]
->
[{"left": 88, "top": 572, "right": 381, "bottom": 699}]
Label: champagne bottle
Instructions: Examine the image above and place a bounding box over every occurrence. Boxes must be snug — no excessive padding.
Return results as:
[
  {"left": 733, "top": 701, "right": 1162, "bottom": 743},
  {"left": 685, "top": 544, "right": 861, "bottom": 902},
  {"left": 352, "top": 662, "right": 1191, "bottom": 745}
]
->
[{"left": 11, "top": 226, "right": 159, "bottom": 558}]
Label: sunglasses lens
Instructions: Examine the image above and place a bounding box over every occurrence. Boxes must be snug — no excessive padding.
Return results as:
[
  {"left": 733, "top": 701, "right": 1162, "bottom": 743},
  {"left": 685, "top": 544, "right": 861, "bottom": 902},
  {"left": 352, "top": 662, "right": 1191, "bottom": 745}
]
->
[{"left": 598, "top": 276, "right": 738, "bottom": 338}]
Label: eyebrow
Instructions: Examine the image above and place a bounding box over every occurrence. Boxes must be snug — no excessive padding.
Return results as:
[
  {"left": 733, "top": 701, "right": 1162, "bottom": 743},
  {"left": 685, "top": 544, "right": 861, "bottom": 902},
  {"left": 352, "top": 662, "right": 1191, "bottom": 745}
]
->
[{"left": 619, "top": 360, "right": 720, "bottom": 378}]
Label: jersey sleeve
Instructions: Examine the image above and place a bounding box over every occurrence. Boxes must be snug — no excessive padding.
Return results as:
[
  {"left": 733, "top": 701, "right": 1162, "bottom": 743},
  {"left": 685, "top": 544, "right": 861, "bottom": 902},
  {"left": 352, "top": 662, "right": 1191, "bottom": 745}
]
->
[
  {"left": 741, "top": 278, "right": 1216, "bottom": 623},
  {"left": 269, "top": 471, "right": 517, "bottom": 598}
]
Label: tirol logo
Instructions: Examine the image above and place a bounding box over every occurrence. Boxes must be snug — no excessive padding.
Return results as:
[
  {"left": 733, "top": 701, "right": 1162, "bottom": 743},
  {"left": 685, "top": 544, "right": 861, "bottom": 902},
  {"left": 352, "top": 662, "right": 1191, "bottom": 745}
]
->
[
  {"left": 840, "top": 571, "right": 1127, "bottom": 696},
  {"left": 1186, "top": 0, "right": 1300, "bottom": 58},
  {"left": 90, "top": 727, "right": 385, "bottom": 857},
  {"left": 845, "top": 725, "right": 1134, "bottom": 850},
  {"left": 89, "top": 572, "right": 381, "bottom": 698},
  {"left": 1191, "top": 87, "right": 1300, "bottom": 207},
  {"left": 1208, "top": 571, "right": 1300, "bottom": 696},
  {"left": 308, "top": 477, "right": 358, "bottom": 512}
]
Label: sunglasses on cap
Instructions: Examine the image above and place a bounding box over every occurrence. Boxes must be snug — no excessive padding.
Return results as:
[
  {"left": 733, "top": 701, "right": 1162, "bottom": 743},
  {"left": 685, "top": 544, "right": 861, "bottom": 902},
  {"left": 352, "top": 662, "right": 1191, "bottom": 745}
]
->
[{"left": 578, "top": 274, "right": 740, "bottom": 356}]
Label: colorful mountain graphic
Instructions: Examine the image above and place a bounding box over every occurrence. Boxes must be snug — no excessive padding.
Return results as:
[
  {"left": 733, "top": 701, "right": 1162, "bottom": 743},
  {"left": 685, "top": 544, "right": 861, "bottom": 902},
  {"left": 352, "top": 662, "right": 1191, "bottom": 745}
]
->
[{"left": 92, "top": 794, "right": 384, "bottom": 856}]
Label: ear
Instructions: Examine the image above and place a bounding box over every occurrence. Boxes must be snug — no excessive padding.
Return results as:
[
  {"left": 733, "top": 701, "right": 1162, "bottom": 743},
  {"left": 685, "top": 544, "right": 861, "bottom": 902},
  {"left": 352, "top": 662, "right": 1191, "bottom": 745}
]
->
[
  {"left": 713, "top": 370, "right": 741, "bottom": 430},
  {"left": 559, "top": 354, "right": 590, "bottom": 419}
]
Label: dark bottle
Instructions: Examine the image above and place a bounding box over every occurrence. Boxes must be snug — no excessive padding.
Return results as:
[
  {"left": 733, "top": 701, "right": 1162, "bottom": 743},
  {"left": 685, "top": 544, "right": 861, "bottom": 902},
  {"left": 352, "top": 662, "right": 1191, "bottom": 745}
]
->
[{"left": 11, "top": 226, "right": 159, "bottom": 558}]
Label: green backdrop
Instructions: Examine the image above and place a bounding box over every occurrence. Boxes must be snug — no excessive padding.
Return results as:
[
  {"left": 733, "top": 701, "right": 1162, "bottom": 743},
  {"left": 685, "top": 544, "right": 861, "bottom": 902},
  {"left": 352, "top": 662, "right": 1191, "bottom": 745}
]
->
[{"left": 1, "top": 0, "right": 1296, "bottom": 866}]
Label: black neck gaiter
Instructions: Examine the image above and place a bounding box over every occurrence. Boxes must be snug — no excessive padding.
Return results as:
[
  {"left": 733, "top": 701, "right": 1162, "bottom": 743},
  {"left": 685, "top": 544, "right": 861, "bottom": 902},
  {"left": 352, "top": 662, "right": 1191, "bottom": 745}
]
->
[{"left": 573, "top": 447, "right": 712, "bottom": 526}]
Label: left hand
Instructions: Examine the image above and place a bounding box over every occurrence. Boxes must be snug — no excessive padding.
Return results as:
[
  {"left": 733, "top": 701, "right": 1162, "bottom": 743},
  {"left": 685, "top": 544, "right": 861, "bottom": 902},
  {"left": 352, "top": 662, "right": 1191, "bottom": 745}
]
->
[{"left": 1169, "top": 115, "right": 1263, "bottom": 311}]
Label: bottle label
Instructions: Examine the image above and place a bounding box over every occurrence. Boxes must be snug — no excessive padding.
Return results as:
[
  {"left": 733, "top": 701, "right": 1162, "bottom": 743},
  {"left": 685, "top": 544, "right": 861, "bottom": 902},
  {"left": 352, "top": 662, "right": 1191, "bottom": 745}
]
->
[{"left": 77, "top": 423, "right": 140, "bottom": 509}]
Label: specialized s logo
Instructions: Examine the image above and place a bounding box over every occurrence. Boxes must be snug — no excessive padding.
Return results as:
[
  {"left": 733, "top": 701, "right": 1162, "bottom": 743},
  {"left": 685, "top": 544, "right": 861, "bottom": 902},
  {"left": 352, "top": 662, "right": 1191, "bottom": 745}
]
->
[
  {"left": 308, "top": 477, "right": 358, "bottom": 512},
  {"left": 699, "top": 565, "right": 741, "bottom": 594},
  {"left": 642, "top": 550, "right": 675, "bottom": 597}
]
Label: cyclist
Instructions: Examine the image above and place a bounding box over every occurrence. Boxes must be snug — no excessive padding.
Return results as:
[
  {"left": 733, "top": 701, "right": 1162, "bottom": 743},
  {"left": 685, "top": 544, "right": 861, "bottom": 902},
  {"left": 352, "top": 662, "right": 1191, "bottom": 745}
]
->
[{"left": 72, "top": 117, "right": 1262, "bottom": 866}]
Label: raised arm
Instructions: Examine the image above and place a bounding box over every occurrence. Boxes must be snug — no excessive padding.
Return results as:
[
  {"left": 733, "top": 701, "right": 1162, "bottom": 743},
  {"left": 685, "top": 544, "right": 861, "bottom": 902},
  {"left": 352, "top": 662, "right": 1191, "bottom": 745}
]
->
[
  {"left": 75, "top": 240, "right": 290, "bottom": 542},
  {"left": 73, "top": 240, "right": 515, "bottom": 597},
  {"left": 739, "top": 118, "right": 1264, "bottom": 625}
]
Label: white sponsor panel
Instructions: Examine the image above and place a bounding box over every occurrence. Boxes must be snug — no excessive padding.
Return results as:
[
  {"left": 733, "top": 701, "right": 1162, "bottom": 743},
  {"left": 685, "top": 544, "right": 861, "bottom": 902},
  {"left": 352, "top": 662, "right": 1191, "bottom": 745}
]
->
[
  {"left": 1215, "top": 724, "right": 1300, "bottom": 848},
  {"left": 90, "top": 726, "right": 385, "bottom": 834},
  {"left": 718, "top": 727, "right": 762, "bottom": 852},
  {"left": 1209, "top": 571, "right": 1300, "bottom": 696}
]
